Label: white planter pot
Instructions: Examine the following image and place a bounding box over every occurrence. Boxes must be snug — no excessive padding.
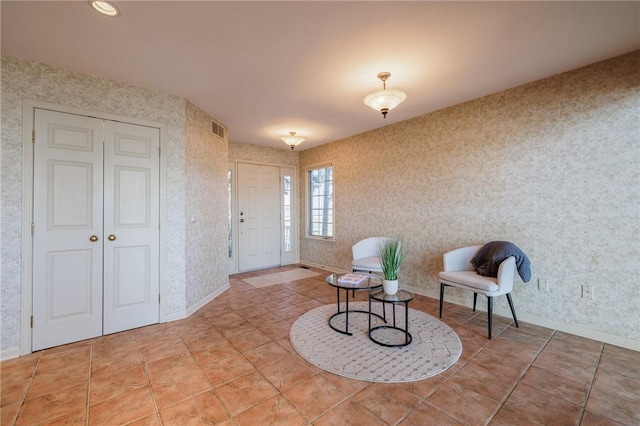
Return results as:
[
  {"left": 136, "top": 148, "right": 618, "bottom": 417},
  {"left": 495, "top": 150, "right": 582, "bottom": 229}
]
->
[{"left": 383, "top": 279, "right": 398, "bottom": 295}]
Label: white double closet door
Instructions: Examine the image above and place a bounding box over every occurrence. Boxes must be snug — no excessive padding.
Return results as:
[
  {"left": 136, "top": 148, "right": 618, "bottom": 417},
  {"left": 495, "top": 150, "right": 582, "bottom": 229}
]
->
[{"left": 32, "top": 108, "right": 160, "bottom": 351}]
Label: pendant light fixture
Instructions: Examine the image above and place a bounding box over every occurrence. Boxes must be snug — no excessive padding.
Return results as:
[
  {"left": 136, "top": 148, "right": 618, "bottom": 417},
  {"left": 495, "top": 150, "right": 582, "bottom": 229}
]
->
[
  {"left": 281, "top": 131, "right": 305, "bottom": 150},
  {"left": 363, "top": 72, "right": 407, "bottom": 118}
]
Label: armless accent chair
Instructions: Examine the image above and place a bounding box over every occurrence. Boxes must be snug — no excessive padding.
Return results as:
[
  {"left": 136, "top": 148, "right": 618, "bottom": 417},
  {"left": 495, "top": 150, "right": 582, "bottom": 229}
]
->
[
  {"left": 438, "top": 245, "right": 519, "bottom": 339},
  {"left": 351, "top": 237, "right": 391, "bottom": 274}
]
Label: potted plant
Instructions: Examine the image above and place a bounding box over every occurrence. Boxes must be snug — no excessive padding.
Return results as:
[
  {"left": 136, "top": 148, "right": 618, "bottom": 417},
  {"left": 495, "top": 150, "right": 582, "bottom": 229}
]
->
[{"left": 378, "top": 237, "right": 404, "bottom": 295}]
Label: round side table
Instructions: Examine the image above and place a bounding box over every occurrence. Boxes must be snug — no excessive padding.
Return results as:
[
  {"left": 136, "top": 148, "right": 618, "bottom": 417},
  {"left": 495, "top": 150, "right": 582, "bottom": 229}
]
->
[{"left": 368, "top": 289, "right": 414, "bottom": 347}]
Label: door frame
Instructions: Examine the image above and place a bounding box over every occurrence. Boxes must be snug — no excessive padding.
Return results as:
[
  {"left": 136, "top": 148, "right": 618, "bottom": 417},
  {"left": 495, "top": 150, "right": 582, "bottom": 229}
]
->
[
  {"left": 228, "top": 160, "right": 299, "bottom": 273},
  {"left": 20, "top": 99, "right": 167, "bottom": 355}
]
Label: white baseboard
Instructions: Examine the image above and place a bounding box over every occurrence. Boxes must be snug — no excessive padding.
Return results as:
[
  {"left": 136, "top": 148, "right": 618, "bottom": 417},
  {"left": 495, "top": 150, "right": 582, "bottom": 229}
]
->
[
  {"left": 1, "top": 346, "right": 21, "bottom": 362},
  {"left": 299, "top": 261, "right": 348, "bottom": 275},
  {"left": 403, "top": 284, "right": 640, "bottom": 352},
  {"left": 167, "top": 282, "right": 230, "bottom": 322},
  {"left": 186, "top": 283, "right": 230, "bottom": 317},
  {"left": 166, "top": 310, "right": 187, "bottom": 322},
  {"left": 3, "top": 283, "right": 233, "bottom": 361}
]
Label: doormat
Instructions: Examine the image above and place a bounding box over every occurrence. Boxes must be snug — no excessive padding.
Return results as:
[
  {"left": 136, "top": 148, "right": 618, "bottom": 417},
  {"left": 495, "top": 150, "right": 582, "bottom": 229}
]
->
[
  {"left": 243, "top": 268, "right": 321, "bottom": 288},
  {"left": 289, "top": 302, "right": 462, "bottom": 383}
]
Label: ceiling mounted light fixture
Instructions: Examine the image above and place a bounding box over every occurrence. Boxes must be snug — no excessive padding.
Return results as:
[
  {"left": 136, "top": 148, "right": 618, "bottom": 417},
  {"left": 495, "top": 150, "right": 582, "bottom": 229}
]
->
[
  {"left": 89, "top": 0, "right": 120, "bottom": 17},
  {"left": 281, "top": 131, "right": 305, "bottom": 150},
  {"left": 363, "top": 72, "right": 407, "bottom": 118}
]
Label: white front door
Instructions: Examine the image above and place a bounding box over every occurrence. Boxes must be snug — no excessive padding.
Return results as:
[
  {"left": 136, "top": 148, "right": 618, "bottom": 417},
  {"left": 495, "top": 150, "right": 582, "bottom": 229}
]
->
[
  {"left": 238, "top": 163, "right": 281, "bottom": 271},
  {"left": 32, "top": 109, "right": 160, "bottom": 351}
]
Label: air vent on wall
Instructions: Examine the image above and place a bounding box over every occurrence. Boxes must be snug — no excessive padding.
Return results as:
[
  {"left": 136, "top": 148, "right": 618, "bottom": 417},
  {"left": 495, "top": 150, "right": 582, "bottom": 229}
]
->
[{"left": 211, "top": 119, "right": 227, "bottom": 140}]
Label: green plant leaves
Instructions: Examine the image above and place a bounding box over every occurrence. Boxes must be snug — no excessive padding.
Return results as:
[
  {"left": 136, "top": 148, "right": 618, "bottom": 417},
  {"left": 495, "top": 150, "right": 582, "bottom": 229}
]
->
[{"left": 378, "top": 237, "right": 404, "bottom": 280}]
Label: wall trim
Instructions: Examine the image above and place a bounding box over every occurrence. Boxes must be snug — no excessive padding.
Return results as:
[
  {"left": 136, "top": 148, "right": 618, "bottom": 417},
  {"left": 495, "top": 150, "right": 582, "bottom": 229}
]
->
[
  {"left": 167, "top": 283, "right": 230, "bottom": 322},
  {"left": 299, "top": 261, "right": 346, "bottom": 275},
  {"left": 403, "top": 284, "right": 640, "bottom": 352},
  {"left": 1, "top": 347, "right": 21, "bottom": 362}
]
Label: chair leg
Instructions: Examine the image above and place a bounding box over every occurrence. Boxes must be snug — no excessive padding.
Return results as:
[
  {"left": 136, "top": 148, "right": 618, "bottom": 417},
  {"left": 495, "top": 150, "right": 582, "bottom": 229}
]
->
[
  {"left": 473, "top": 293, "right": 478, "bottom": 312},
  {"left": 439, "top": 283, "right": 445, "bottom": 318},
  {"left": 506, "top": 293, "right": 519, "bottom": 328},
  {"left": 487, "top": 296, "right": 493, "bottom": 339}
]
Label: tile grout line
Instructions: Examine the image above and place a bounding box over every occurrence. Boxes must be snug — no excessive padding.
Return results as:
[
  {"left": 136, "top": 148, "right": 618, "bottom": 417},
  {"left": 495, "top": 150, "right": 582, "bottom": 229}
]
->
[
  {"left": 85, "top": 339, "right": 93, "bottom": 426},
  {"left": 227, "top": 279, "right": 384, "bottom": 425},
  {"left": 138, "top": 330, "right": 164, "bottom": 425},
  {"left": 483, "top": 329, "right": 557, "bottom": 425},
  {"left": 191, "top": 311, "right": 279, "bottom": 423},
  {"left": 11, "top": 267, "right": 633, "bottom": 426},
  {"left": 186, "top": 318, "right": 238, "bottom": 422},
  {"left": 576, "top": 342, "right": 605, "bottom": 425},
  {"left": 397, "top": 303, "right": 498, "bottom": 425},
  {"left": 275, "top": 281, "right": 385, "bottom": 425},
  {"left": 12, "top": 352, "right": 42, "bottom": 425},
  {"left": 499, "top": 331, "right": 612, "bottom": 425},
  {"left": 236, "top": 298, "right": 351, "bottom": 425}
]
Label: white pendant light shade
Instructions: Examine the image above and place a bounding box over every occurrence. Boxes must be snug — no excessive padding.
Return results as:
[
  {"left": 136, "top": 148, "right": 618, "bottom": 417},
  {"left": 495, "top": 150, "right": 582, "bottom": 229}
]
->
[
  {"left": 281, "top": 131, "right": 305, "bottom": 150},
  {"left": 363, "top": 72, "right": 407, "bottom": 118},
  {"left": 363, "top": 89, "right": 407, "bottom": 114}
]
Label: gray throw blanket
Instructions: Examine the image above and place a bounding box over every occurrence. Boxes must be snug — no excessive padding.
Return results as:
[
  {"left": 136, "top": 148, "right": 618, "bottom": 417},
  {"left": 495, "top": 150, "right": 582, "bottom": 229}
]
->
[{"left": 470, "top": 241, "right": 531, "bottom": 282}]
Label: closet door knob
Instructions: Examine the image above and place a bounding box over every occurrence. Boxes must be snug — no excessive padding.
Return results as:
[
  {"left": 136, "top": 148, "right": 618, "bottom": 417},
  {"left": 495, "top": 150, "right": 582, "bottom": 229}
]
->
[
  {"left": 108, "top": 234, "right": 117, "bottom": 241},
  {"left": 89, "top": 235, "right": 98, "bottom": 242}
]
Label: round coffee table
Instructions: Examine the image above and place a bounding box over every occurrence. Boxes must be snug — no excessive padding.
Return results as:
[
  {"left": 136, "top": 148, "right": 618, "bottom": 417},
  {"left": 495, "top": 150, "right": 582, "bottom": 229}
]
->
[
  {"left": 326, "top": 273, "right": 383, "bottom": 335},
  {"left": 368, "top": 289, "right": 414, "bottom": 347}
]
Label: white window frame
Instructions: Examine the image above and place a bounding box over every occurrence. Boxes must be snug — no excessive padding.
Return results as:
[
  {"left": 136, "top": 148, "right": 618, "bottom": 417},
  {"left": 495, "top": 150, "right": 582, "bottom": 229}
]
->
[
  {"left": 281, "top": 166, "right": 298, "bottom": 264},
  {"left": 227, "top": 162, "right": 237, "bottom": 274},
  {"left": 305, "top": 163, "right": 335, "bottom": 242}
]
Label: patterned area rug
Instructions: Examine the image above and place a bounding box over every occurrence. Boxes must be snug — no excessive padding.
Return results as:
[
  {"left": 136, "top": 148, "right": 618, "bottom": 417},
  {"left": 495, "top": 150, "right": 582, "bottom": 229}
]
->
[
  {"left": 290, "top": 302, "right": 462, "bottom": 383},
  {"left": 243, "top": 268, "right": 320, "bottom": 288}
]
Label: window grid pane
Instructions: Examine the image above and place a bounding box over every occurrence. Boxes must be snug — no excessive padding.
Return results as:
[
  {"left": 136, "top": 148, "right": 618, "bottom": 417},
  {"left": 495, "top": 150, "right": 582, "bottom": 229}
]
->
[
  {"left": 308, "top": 166, "right": 333, "bottom": 238},
  {"left": 283, "top": 175, "right": 292, "bottom": 252},
  {"left": 227, "top": 169, "right": 232, "bottom": 258}
]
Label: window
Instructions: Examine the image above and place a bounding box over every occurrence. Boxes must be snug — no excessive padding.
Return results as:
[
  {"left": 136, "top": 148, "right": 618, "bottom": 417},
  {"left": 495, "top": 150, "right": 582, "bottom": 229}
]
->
[
  {"left": 307, "top": 165, "right": 333, "bottom": 239},
  {"left": 227, "top": 169, "right": 233, "bottom": 258},
  {"left": 283, "top": 174, "right": 292, "bottom": 252}
]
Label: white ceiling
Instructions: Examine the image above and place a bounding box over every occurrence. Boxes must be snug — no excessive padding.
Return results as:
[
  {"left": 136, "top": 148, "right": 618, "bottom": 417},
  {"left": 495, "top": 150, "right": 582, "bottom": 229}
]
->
[{"left": 2, "top": 1, "right": 639, "bottom": 150}]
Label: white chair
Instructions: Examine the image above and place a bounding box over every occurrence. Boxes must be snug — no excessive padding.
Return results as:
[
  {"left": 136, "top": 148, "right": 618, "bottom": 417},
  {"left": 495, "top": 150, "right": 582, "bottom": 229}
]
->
[
  {"left": 351, "top": 237, "right": 391, "bottom": 273},
  {"left": 438, "top": 245, "right": 519, "bottom": 339}
]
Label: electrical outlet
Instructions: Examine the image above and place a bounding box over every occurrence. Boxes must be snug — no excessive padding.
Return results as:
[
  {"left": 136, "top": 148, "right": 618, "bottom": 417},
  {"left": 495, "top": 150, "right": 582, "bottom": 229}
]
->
[
  {"left": 537, "top": 278, "right": 549, "bottom": 292},
  {"left": 582, "top": 285, "right": 594, "bottom": 299}
]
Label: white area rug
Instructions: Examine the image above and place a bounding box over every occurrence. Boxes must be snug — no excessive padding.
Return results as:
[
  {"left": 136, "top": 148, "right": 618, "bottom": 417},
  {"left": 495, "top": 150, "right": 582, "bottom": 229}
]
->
[
  {"left": 290, "top": 302, "right": 462, "bottom": 383},
  {"left": 244, "top": 268, "right": 320, "bottom": 288}
]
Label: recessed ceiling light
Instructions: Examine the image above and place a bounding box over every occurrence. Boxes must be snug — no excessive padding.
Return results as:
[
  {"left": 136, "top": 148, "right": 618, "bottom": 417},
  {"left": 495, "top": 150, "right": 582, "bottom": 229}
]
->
[{"left": 89, "top": 0, "right": 120, "bottom": 17}]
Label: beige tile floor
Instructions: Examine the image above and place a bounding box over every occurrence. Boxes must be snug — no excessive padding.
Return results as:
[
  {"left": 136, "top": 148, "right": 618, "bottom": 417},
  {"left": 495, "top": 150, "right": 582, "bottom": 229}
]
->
[{"left": 1, "top": 265, "right": 638, "bottom": 425}]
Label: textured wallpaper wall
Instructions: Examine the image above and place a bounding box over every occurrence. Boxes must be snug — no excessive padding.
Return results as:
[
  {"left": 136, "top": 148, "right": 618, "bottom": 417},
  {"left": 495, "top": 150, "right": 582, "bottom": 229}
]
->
[
  {"left": 0, "top": 55, "right": 189, "bottom": 352},
  {"left": 185, "top": 101, "right": 229, "bottom": 307},
  {"left": 229, "top": 141, "right": 299, "bottom": 166},
  {"left": 300, "top": 52, "right": 639, "bottom": 342}
]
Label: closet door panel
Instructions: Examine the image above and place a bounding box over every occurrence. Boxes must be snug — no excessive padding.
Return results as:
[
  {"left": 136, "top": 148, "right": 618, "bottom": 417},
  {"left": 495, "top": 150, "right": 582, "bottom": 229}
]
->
[
  {"left": 103, "top": 121, "right": 160, "bottom": 334},
  {"left": 32, "top": 109, "right": 104, "bottom": 351}
]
